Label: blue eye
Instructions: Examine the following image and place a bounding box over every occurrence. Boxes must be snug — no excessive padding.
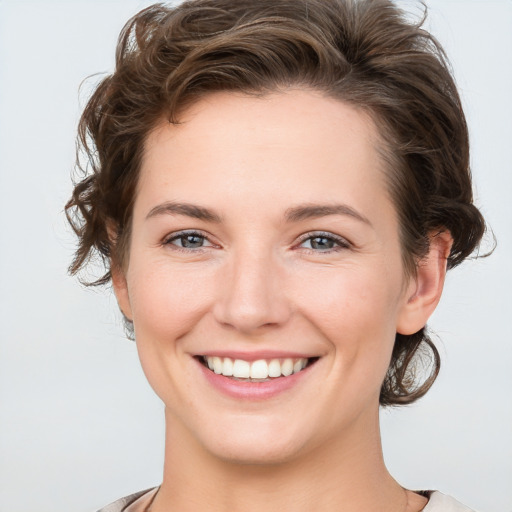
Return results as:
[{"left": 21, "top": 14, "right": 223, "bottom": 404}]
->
[
  {"left": 164, "top": 231, "right": 212, "bottom": 250},
  {"left": 163, "top": 230, "right": 349, "bottom": 253},
  {"left": 299, "top": 232, "right": 350, "bottom": 252}
]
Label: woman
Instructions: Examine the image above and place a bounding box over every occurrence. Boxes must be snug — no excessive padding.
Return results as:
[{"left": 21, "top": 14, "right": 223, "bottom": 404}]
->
[{"left": 66, "top": 0, "right": 486, "bottom": 510}]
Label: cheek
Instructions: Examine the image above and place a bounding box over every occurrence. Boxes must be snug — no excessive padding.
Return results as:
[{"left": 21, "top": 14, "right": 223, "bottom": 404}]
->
[
  {"left": 294, "top": 264, "right": 402, "bottom": 381},
  {"left": 127, "top": 256, "right": 216, "bottom": 342},
  {"left": 295, "top": 263, "right": 402, "bottom": 333},
  {"left": 125, "top": 258, "right": 218, "bottom": 405}
]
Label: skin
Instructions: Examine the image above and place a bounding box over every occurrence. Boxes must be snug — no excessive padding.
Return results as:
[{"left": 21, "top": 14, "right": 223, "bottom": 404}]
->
[{"left": 112, "top": 89, "right": 451, "bottom": 512}]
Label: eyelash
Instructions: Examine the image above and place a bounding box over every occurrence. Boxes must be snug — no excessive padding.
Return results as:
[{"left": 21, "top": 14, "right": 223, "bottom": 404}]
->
[
  {"left": 162, "top": 230, "right": 351, "bottom": 254},
  {"left": 296, "top": 231, "right": 351, "bottom": 253},
  {"left": 163, "top": 230, "right": 214, "bottom": 253}
]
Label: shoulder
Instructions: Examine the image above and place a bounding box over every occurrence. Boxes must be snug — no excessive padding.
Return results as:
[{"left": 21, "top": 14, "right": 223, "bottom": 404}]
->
[
  {"left": 95, "top": 488, "right": 475, "bottom": 512},
  {"left": 423, "top": 491, "right": 478, "bottom": 512},
  {"left": 95, "top": 488, "right": 158, "bottom": 512}
]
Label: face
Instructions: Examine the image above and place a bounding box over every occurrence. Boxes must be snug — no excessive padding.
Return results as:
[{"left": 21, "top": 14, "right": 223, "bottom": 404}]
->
[{"left": 114, "top": 90, "right": 425, "bottom": 464}]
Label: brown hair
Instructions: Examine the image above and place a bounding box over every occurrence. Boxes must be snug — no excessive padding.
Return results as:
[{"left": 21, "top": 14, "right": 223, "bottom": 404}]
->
[{"left": 66, "top": 0, "right": 487, "bottom": 406}]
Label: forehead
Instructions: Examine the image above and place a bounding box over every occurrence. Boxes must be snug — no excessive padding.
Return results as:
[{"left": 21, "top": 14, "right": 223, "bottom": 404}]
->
[{"left": 136, "top": 89, "right": 393, "bottom": 224}]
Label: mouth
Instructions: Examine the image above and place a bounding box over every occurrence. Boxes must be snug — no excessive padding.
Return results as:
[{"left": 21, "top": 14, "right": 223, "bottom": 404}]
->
[{"left": 197, "top": 355, "right": 319, "bottom": 382}]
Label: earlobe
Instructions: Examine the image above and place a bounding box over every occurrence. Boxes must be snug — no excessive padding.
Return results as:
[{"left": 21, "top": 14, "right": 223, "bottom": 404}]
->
[
  {"left": 111, "top": 261, "right": 133, "bottom": 322},
  {"left": 396, "top": 231, "right": 453, "bottom": 335}
]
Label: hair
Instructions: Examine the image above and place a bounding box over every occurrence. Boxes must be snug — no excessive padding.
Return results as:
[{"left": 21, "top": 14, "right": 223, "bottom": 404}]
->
[{"left": 66, "top": 0, "right": 487, "bottom": 406}]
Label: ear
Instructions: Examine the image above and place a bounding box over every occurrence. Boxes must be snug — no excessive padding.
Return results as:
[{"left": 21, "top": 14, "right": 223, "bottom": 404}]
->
[
  {"left": 107, "top": 221, "right": 133, "bottom": 321},
  {"left": 111, "top": 261, "right": 133, "bottom": 321},
  {"left": 396, "top": 230, "right": 453, "bottom": 335}
]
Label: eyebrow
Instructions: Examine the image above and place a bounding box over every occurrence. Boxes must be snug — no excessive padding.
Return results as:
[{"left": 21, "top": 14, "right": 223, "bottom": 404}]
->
[
  {"left": 284, "top": 203, "right": 372, "bottom": 226},
  {"left": 146, "top": 202, "right": 223, "bottom": 223},
  {"left": 145, "top": 201, "right": 371, "bottom": 226}
]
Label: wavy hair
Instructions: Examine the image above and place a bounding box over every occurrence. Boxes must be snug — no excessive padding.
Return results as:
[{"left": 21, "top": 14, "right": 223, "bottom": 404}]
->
[{"left": 66, "top": 0, "right": 487, "bottom": 406}]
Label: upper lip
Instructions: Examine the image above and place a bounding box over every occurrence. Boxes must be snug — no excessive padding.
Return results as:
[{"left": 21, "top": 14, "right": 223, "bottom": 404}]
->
[{"left": 197, "top": 350, "right": 319, "bottom": 361}]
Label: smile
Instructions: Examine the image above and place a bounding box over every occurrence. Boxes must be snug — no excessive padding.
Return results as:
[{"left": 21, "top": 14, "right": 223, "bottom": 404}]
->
[{"left": 201, "top": 356, "right": 316, "bottom": 381}]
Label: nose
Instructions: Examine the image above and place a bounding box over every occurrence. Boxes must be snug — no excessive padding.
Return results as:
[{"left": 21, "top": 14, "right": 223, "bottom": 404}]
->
[{"left": 212, "top": 248, "right": 291, "bottom": 334}]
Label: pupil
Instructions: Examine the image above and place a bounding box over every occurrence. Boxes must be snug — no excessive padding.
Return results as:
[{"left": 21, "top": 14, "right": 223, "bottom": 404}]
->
[
  {"left": 311, "top": 237, "right": 333, "bottom": 250},
  {"left": 182, "top": 234, "right": 203, "bottom": 248}
]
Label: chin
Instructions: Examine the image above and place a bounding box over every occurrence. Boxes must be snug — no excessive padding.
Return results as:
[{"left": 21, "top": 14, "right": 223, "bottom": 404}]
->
[
  {"left": 196, "top": 415, "right": 312, "bottom": 466},
  {"left": 208, "top": 438, "right": 303, "bottom": 466}
]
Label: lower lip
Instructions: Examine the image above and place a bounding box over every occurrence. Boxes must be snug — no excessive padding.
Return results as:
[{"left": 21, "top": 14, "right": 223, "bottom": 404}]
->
[{"left": 196, "top": 359, "right": 315, "bottom": 400}]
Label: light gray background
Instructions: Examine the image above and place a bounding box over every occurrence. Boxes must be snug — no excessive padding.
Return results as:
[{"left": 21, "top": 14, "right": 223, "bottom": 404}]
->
[{"left": 0, "top": 1, "right": 510, "bottom": 511}]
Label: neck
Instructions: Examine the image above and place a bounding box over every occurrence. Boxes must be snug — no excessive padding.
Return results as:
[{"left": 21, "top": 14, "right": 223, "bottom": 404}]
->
[{"left": 150, "top": 407, "right": 413, "bottom": 512}]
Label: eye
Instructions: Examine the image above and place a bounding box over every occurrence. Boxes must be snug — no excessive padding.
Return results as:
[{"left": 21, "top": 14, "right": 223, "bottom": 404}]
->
[
  {"left": 163, "top": 230, "right": 214, "bottom": 251},
  {"left": 297, "top": 231, "right": 350, "bottom": 253}
]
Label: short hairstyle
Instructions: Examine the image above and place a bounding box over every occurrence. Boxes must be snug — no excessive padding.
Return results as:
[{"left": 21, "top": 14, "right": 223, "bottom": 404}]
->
[{"left": 66, "top": 0, "right": 486, "bottom": 406}]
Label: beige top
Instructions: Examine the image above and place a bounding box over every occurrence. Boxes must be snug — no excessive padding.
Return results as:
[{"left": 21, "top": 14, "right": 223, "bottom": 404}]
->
[{"left": 97, "top": 488, "right": 478, "bottom": 512}]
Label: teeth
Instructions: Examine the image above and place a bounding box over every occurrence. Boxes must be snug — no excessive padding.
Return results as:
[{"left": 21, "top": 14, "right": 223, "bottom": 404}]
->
[
  {"left": 250, "top": 360, "right": 268, "bottom": 379},
  {"left": 213, "top": 356, "right": 222, "bottom": 374},
  {"left": 203, "top": 356, "right": 310, "bottom": 379},
  {"left": 232, "top": 359, "right": 250, "bottom": 378},
  {"left": 268, "top": 359, "right": 281, "bottom": 377},
  {"left": 222, "top": 357, "right": 233, "bottom": 376},
  {"left": 281, "top": 359, "right": 293, "bottom": 376}
]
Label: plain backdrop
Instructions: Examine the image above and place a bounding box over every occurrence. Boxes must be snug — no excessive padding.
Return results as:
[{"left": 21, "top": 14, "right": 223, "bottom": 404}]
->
[{"left": 0, "top": 1, "right": 511, "bottom": 511}]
